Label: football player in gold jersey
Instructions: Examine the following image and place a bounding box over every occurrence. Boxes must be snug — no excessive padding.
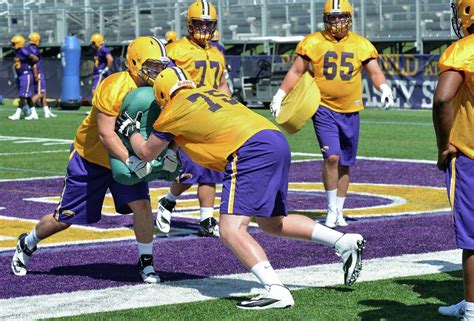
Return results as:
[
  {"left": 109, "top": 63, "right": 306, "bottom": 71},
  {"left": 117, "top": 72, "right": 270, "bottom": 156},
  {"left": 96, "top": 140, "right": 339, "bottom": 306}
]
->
[
  {"left": 434, "top": 1, "right": 474, "bottom": 318},
  {"left": 272, "top": 0, "right": 394, "bottom": 228},
  {"left": 11, "top": 37, "right": 171, "bottom": 283},
  {"left": 116, "top": 66, "right": 365, "bottom": 309},
  {"left": 156, "top": 1, "right": 231, "bottom": 237}
]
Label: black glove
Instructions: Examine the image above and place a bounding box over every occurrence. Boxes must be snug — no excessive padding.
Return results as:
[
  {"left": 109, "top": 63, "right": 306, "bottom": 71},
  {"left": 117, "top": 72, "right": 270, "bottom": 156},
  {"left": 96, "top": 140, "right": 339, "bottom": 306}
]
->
[{"left": 115, "top": 111, "right": 142, "bottom": 138}]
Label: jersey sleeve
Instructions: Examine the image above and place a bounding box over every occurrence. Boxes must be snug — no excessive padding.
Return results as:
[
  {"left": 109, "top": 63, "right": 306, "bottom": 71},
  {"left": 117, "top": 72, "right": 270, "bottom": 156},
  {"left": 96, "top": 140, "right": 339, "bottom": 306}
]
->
[
  {"left": 439, "top": 39, "right": 474, "bottom": 74},
  {"left": 358, "top": 37, "right": 378, "bottom": 62},
  {"left": 295, "top": 34, "right": 314, "bottom": 60},
  {"left": 92, "top": 75, "right": 129, "bottom": 116}
]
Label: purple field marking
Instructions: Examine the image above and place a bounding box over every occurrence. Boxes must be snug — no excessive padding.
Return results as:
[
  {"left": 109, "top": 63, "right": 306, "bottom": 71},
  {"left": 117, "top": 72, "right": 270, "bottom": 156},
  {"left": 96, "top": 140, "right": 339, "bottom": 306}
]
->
[{"left": 0, "top": 159, "right": 453, "bottom": 299}]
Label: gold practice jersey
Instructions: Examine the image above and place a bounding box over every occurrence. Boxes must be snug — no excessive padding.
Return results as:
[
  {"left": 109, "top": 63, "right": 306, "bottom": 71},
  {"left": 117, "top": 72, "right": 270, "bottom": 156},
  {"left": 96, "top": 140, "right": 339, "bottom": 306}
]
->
[
  {"left": 439, "top": 34, "right": 474, "bottom": 159},
  {"left": 73, "top": 71, "right": 138, "bottom": 168},
  {"left": 166, "top": 37, "right": 226, "bottom": 89},
  {"left": 296, "top": 31, "right": 378, "bottom": 113},
  {"left": 153, "top": 86, "right": 279, "bottom": 171}
]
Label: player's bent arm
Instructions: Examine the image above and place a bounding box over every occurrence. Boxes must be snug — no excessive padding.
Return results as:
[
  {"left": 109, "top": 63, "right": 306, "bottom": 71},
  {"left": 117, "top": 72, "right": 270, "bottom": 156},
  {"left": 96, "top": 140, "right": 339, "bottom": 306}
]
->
[
  {"left": 106, "top": 54, "right": 114, "bottom": 69},
  {"left": 96, "top": 111, "right": 130, "bottom": 163},
  {"left": 28, "top": 53, "right": 39, "bottom": 66},
  {"left": 279, "top": 55, "right": 309, "bottom": 94},
  {"left": 218, "top": 72, "right": 231, "bottom": 96},
  {"left": 130, "top": 131, "right": 170, "bottom": 163},
  {"left": 432, "top": 70, "right": 464, "bottom": 151}
]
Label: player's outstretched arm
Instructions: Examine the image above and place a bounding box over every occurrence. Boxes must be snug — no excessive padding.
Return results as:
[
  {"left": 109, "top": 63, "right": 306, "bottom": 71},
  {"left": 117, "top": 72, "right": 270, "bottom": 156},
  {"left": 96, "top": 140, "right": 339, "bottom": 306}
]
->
[
  {"left": 130, "top": 132, "right": 169, "bottom": 163},
  {"left": 364, "top": 59, "right": 394, "bottom": 109},
  {"left": 97, "top": 111, "right": 130, "bottom": 163}
]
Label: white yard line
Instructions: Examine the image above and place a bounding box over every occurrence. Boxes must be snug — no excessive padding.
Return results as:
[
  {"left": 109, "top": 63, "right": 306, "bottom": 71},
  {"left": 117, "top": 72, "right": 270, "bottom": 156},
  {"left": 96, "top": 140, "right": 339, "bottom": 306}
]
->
[
  {"left": 0, "top": 150, "right": 69, "bottom": 156},
  {"left": 0, "top": 249, "right": 462, "bottom": 320},
  {"left": 291, "top": 152, "right": 436, "bottom": 164}
]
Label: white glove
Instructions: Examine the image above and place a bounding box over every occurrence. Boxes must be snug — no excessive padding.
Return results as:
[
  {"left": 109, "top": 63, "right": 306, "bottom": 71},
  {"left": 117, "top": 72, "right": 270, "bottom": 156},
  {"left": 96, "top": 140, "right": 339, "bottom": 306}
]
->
[
  {"left": 162, "top": 149, "right": 179, "bottom": 172},
  {"left": 126, "top": 155, "right": 152, "bottom": 179},
  {"left": 270, "top": 89, "right": 287, "bottom": 118},
  {"left": 101, "top": 66, "right": 110, "bottom": 75},
  {"left": 380, "top": 83, "right": 394, "bottom": 109}
]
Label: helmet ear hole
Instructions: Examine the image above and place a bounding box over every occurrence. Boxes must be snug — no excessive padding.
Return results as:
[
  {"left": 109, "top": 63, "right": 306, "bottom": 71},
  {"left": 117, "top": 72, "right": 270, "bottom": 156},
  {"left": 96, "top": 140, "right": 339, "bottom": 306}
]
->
[
  {"left": 466, "top": 6, "right": 471, "bottom": 14},
  {"left": 160, "top": 92, "right": 165, "bottom": 100}
]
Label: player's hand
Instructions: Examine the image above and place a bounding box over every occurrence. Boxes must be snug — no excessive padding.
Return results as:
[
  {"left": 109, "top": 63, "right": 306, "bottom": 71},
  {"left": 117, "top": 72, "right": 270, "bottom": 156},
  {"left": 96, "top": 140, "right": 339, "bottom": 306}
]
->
[
  {"left": 115, "top": 111, "right": 142, "bottom": 138},
  {"left": 162, "top": 149, "right": 180, "bottom": 172},
  {"left": 380, "top": 83, "right": 394, "bottom": 110},
  {"left": 101, "top": 67, "right": 110, "bottom": 75},
  {"left": 437, "top": 144, "right": 457, "bottom": 171},
  {"left": 126, "top": 155, "right": 152, "bottom": 179},
  {"left": 270, "top": 89, "right": 287, "bottom": 118}
]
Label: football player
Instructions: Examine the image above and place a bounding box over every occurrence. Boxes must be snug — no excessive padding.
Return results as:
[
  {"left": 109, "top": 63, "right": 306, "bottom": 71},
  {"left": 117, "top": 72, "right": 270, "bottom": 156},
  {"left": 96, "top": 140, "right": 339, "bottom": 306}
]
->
[
  {"left": 271, "top": 0, "right": 394, "bottom": 228},
  {"left": 157, "top": 0, "right": 231, "bottom": 237},
  {"left": 434, "top": 0, "right": 474, "bottom": 319},
  {"left": 91, "top": 33, "right": 114, "bottom": 95},
  {"left": 165, "top": 30, "right": 178, "bottom": 45},
  {"left": 28, "top": 32, "right": 56, "bottom": 119},
  {"left": 11, "top": 36, "right": 171, "bottom": 284},
  {"left": 116, "top": 66, "right": 365, "bottom": 309},
  {"left": 8, "top": 35, "right": 39, "bottom": 120}
]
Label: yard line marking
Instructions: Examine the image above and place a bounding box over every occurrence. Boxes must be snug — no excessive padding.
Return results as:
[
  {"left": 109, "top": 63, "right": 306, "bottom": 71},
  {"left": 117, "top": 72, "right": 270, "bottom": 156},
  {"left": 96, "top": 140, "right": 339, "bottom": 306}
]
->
[
  {"left": 0, "top": 150, "right": 69, "bottom": 156},
  {"left": 0, "top": 249, "right": 462, "bottom": 320},
  {"left": 361, "top": 120, "right": 432, "bottom": 126},
  {"left": 0, "top": 135, "right": 72, "bottom": 145},
  {"left": 291, "top": 152, "right": 436, "bottom": 164}
]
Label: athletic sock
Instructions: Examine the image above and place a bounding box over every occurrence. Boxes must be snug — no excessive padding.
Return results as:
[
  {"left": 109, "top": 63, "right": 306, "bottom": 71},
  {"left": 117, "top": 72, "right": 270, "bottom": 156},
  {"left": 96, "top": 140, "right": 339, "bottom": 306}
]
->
[
  {"left": 166, "top": 191, "right": 177, "bottom": 202},
  {"left": 311, "top": 223, "right": 344, "bottom": 247},
  {"left": 200, "top": 207, "right": 214, "bottom": 221},
  {"left": 137, "top": 241, "right": 153, "bottom": 256},
  {"left": 250, "top": 261, "right": 283, "bottom": 287},
  {"left": 336, "top": 196, "right": 346, "bottom": 213},
  {"left": 326, "top": 189, "right": 337, "bottom": 212},
  {"left": 25, "top": 228, "right": 40, "bottom": 250}
]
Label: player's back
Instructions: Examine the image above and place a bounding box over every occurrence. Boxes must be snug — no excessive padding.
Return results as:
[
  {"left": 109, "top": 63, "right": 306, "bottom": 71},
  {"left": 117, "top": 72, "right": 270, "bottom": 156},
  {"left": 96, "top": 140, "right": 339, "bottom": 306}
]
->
[{"left": 153, "top": 86, "right": 278, "bottom": 171}]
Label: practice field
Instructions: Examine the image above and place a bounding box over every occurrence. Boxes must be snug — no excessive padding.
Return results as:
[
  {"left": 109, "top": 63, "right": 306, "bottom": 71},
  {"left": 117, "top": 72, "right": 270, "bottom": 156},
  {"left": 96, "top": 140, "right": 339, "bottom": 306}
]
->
[{"left": 0, "top": 101, "right": 461, "bottom": 320}]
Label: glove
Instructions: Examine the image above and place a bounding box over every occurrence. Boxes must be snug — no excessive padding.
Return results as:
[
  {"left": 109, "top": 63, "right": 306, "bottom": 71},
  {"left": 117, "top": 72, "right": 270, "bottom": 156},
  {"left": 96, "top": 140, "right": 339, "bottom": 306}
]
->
[
  {"left": 270, "top": 89, "right": 287, "bottom": 118},
  {"left": 115, "top": 111, "right": 142, "bottom": 138},
  {"left": 101, "top": 67, "right": 110, "bottom": 75},
  {"left": 162, "top": 149, "right": 180, "bottom": 172},
  {"left": 380, "top": 83, "right": 394, "bottom": 109},
  {"left": 126, "top": 155, "right": 152, "bottom": 179}
]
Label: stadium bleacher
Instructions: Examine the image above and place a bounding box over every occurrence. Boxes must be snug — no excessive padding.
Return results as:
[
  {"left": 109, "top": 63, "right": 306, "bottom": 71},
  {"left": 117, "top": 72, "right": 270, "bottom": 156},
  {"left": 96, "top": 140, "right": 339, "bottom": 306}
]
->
[{"left": 0, "top": 0, "right": 455, "bottom": 49}]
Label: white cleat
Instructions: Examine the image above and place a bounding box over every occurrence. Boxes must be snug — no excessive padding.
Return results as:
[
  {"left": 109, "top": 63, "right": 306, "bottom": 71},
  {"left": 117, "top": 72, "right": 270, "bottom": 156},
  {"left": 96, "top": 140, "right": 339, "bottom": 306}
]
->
[
  {"left": 438, "top": 300, "right": 465, "bottom": 318},
  {"left": 25, "top": 112, "right": 39, "bottom": 120},
  {"left": 45, "top": 112, "right": 57, "bottom": 118},
  {"left": 11, "top": 233, "right": 36, "bottom": 276},
  {"left": 8, "top": 113, "right": 21, "bottom": 120},
  {"left": 335, "top": 233, "right": 365, "bottom": 286},
  {"left": 325, "top": 209, "right": 337, "bottom": 228},
  {"left": 156, "top": 197, "right": 174, "bottom": 234},
  {"left": 138, "top": 255, "right": 161, "bottom": 284},
  {"left": 236, "top": 285, "right": 294, "bottom": 310}
]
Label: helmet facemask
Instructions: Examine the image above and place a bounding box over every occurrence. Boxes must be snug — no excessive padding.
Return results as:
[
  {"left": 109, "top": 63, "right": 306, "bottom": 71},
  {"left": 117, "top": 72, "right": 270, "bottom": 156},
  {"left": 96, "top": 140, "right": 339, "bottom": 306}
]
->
[
  {"left": 324, "top": 12, "right": 352, "bottom": 38},
  {"left": 188, "top": 18, "right": 217, "bottom": 45},
  {"left": 451, "top": 1, "right": 474, "bottom": 38},
  {"left": 137, "top": 59, "right": 170, "bottom": 86}
]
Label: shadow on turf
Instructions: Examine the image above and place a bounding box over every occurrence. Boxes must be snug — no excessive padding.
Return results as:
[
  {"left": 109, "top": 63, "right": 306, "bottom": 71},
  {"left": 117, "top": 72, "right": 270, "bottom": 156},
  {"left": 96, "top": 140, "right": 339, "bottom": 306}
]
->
[{"left": 358, "top": 270, "right": 463, "bottom": 320}]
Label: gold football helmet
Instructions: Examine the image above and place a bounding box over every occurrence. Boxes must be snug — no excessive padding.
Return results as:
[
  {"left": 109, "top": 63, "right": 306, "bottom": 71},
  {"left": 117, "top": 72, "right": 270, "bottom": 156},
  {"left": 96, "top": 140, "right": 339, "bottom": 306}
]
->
[
  {"left": 153, "top": 67, "right": 196, "bottom": 107},
  {"left": 90, "top": 33, "right": 104, "bottom": 47},
  {"left": 11, "top": 35, "right": 26, "bottom": 49},
  {"left": 323, "top": 0, "right": 353, "bottom": 38},
  {"left": 452, "top": 0, "right": 474, "bottom": 37},
  {"left": 126, "top": 36, "right": 171, "bottom": 86},
  {"left": 28, "top": 32, "right": 41, "bottom": 46},
  {"left": 165, "top": 31, "right": 178, "bottom": 44},
  {"left": 187, "top": 1, "right": 218, "bottom": 45}
]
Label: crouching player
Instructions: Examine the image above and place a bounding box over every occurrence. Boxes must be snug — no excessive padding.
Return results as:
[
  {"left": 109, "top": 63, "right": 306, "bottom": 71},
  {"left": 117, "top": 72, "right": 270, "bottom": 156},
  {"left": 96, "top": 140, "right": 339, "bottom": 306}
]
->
[
  {"left": 11, "top": 36, "right": 172, "bottom": 283},
  {"left": 117, "top": 66, "right": 366, "bottom": 309}
]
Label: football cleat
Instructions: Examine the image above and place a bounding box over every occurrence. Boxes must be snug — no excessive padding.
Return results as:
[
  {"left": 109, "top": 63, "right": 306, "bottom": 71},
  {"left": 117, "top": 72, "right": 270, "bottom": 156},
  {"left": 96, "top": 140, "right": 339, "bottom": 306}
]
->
[
  {"left": 335, "top": 233, "right": 365, "bottom": 286},
  {"left": 11, "top": 233, "right": 36, "bottom": 276},
  {"left": 197, "top": 217, "right": 219, "bottom": 237},
  {"left": 438, "top": 300, "right": 465, "bottom": 318},
  {"left": 25, "top": 111, "right": 39, "bottom": 120},
  {"left": 8, "top": 113, "right": 20, "bottom": 120},
  {"left": 138, "top": 254, "right": 160, "bottom": 284},
  {"left": 156, "top": 197, "right": 175, "bottom": 234},
  {"left": 236, "top": 285, "right": 294, "bottom": 310},
  {"left": 325, "top": 209, "right": 337, "bottom": 228},
  {"left": 336, "top": 210, "right": 349, "bottom": 227}
]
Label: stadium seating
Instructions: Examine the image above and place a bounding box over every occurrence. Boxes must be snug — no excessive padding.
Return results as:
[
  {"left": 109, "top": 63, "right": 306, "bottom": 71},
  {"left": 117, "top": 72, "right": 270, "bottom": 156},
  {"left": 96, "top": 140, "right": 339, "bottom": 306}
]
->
[{"left": 0, "top": 0, "right": 455, "bottom": 48}]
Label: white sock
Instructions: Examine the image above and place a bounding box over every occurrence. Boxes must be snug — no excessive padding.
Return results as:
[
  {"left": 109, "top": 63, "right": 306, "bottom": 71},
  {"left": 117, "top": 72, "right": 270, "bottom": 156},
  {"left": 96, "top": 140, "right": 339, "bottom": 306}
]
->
[
  {"left": 200, "top": 207, "right": 214, "bottom": 221},
  {"left": 336, "top": 196, "right": 346, "bottom": 213},
  {"left": 12, "top": 108, "right": 21, "bottom": 116},
  {"left": 326, "top": 189, "right": 337, "bottom": 212},
  {"left": 30, "top": 107, "right": 37, "bottom": 114},
  {"left": 311, "top": 223, "right": 343, "bottom": 247},
  {"left": 465, "top": 301, "right": 474, "bottom": 320},
  {"left": 250, "top": 261, "right": 283, "bottom": 287},
  {"left": 166, "top": 191, "right": 177, "bottom": 202},
  {"left": 43, "top": 106, "right": 50, "bottom": 113},
  {"left": 137, "top": 241, "right": 153, "bottom": 256},
  {"left": 25, "top": 228, "right": 40, "bottom": 250}
]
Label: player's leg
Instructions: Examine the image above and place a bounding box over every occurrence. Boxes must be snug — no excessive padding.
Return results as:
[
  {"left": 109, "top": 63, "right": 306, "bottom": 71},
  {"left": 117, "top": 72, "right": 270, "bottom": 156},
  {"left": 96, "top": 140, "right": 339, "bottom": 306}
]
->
[
  {"left": 10, "top": 75, "right": 31, "bottom": 120},
  {"left": 196, "top": 169, "right": 224, "bottom": 237},
  {"left": 25, "top": 74, "right": 38, "bottom": 120},
  {"left": 464, "top": 250, "right": 474, "bottom": 320},
  {"left": 156, "top": 180, "right": 190, "bottom": 233},
  {"left": 312, "top": 106, "right": 342, "bottom": 228},
  {"left": 11, "top": 149, "right": 108, "bottom": 276},
  {"left": 40, "top": 76, "right": 56, "bottom": 118},
  {"left": 335, "top": 165, "right": 350, "bottom": 227},
  {"left": 111, "top": 181, "right": 159, "bottom": 283}
]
